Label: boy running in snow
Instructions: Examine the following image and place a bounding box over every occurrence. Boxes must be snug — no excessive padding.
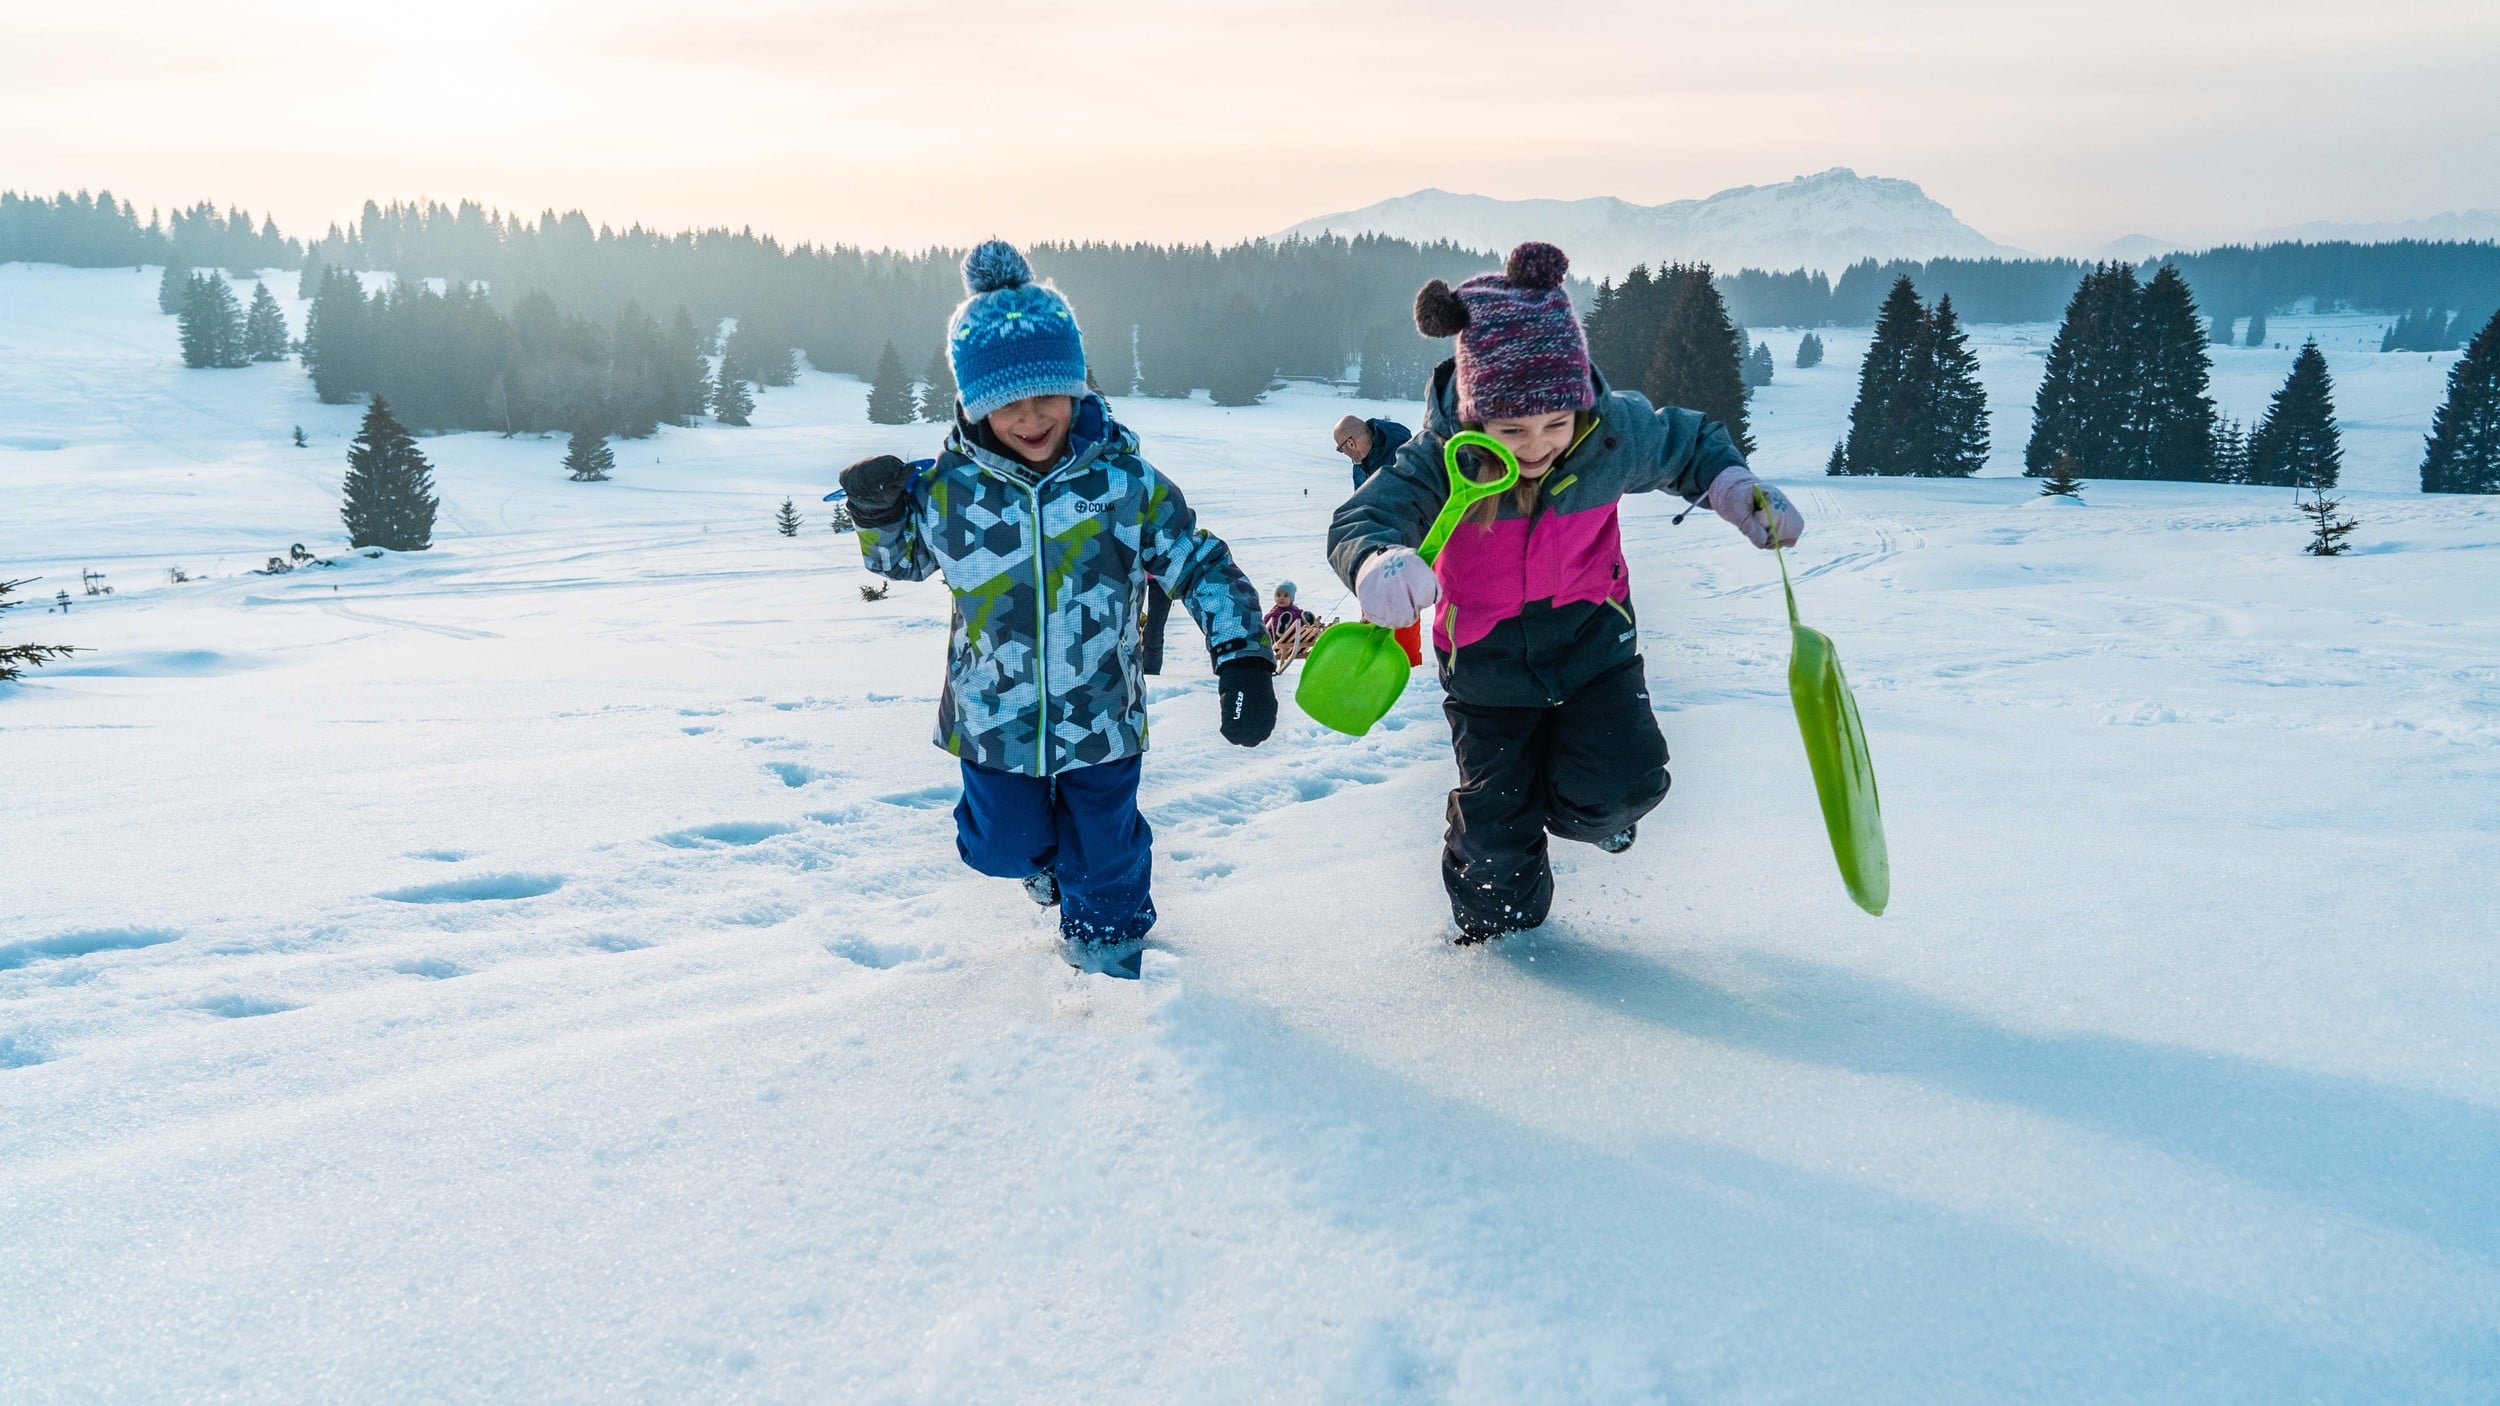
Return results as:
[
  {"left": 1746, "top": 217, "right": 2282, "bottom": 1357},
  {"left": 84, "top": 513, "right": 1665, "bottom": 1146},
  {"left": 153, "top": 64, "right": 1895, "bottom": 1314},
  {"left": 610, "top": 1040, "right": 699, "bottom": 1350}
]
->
[
  {"left": 1327, "top": 242, "right": 1803, "bottom": 943},
  {"left": 843, "top": 241, "right": 1277, "bottom": 975}
]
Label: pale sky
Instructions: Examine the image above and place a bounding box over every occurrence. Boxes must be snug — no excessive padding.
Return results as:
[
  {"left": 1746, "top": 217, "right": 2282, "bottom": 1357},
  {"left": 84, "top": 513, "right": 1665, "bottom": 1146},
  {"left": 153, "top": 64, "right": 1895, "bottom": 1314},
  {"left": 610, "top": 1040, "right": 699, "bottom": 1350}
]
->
[{"left": 6, "top": 0, "right": 2498, "bottom": 255}]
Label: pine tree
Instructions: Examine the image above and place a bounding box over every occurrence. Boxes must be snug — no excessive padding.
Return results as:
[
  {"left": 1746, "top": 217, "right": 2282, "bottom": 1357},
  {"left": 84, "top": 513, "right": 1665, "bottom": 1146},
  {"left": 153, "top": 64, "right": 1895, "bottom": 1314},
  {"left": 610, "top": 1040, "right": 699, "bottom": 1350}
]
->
[
  {"left": 2208, "top": 313, "right": 2234, "bottom": 347},
  {"left": 0, "top": 577, "right": 79, "bottom": 683},
  {"left": 178, "top": 272, "right": 247, "bottom": 368},
  {"left": 1925, "top": 294, "right": 1991, "bottom": 477},
  {"left": 776, "top": 497, "right": 802, "bottom": 537},
  {"left": 1742, "top": 342, "right": 1775, "bottom": 389},
  {"left": 1206, "top": 297, "right": 1275, "bottom": 406},
  {"left": 828, "top": 501, "right": 855, "bottom": 533},
  {"left": 2130, "top": 266, "right": 2217, "bottom": 481},
  {"left": 2027, "top": 264, "right": 2140, "bottom": 478},
  {"left": 2244, "top": 310, "right": 2269, "bottom": 347},
  {"left": 562, "top": 425, "right": 614, "bottom": 481},
  {"left": 292, "top": 425, "right": 308, "bottom": 448},
  {"left": 712, "top": 364, "right": 754, "bottom": 426},
  {"left": 296, "top": 254, "right": 324, "bottom": 302},
  {"left": 664, "top": 307, "right": 709, "bottom": 425},
  {"left": 1841, "top": 276, "right": 1928, "bottom": 475},
  {"left": 2212, "top": 418, "right": 2250, "bottom": 484},
  {"left": 2300, "top": 478, "right": 2359, "bottom": 556},
  {"left": 919, "top": 343, "right": 957, "bottom": 423},
  {"left": 2246, "top": 341, "right": 2342, "bottom": 489},
  {"left": 1825, "top": 439, "right": 1848, "bottom": 476},
  {"left": 243, "top": 281, "right": 289, "bottom": 361},
  {"left": 2420, "top": 308, "right": 2500, "bottom": 494},
  {"left": 866, "top": 341, "right": 916, "bottom": 423},
  {"left": 302, "top": 265, "right": 371, "bottom": 404},
  {"left": 340, "top": 396, "right": 438, "bottom": 551},
  {"left": 2039, "top": 452, "right": 2084, "bottom": 499},
  {"left": 1641, "top": 264, "right": 1753, "bottom": 454},
  {"left": 156, "top": 260, "right": 190, "bottom": 314},
  {"left": 1795, "top": 331, "right": 1824, "bottom": 369}
]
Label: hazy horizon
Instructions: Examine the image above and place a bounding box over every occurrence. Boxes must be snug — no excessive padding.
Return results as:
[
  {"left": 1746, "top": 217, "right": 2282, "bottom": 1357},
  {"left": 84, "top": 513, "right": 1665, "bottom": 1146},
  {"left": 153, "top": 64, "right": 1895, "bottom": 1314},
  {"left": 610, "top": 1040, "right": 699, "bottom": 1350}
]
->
[{"left": 8, "top": 0, "right": 2499, "bottom": 258}]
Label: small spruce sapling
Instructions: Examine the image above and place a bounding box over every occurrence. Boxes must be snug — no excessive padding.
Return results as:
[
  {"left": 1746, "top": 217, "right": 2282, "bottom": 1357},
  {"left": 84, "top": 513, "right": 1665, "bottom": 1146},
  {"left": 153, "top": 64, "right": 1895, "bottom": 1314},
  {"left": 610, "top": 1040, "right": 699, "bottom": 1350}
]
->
[
  {"left": 292, "top": 425, "right": 308, "bottom": 448},
  {"left": 776, "top": 498, "right": 802, "bottom": 536},
  {"left": 2039, "top": 452, "right": 2085, "bottom": 499},
  {"left": 828, "top": 501, "right": 855, "bottom": 533},
  {"left": 1, "top": 578, "right": 80, "bottom": 682},
  {"left": 2300, "top": 472, "right": 2359, "bottom": 556},
  {"left": 859, "top": 581, "right": 891, "bottom": 602},
  {"left": 1795, "top": 332, "right": 1824, "bottom": 369}
]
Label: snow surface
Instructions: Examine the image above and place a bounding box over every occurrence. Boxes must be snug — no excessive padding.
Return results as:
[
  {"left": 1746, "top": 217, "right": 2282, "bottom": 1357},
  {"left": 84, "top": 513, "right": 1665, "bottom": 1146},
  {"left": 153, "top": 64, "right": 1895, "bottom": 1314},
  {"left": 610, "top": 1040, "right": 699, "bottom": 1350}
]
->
[
  {"left": 1279, "top": 169, "right": 2015, "bottom": 279},
  {"left": 5, "top": 263, "right": 2499, "bottom": 1403}
]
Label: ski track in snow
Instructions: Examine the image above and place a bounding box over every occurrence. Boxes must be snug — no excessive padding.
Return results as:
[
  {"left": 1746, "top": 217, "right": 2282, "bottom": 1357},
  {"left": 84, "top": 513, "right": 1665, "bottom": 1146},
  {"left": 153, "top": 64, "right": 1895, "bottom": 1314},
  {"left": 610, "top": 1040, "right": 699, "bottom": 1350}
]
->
[{"left": 4, "top": 263, "right": 2500, "bottom": 1402}]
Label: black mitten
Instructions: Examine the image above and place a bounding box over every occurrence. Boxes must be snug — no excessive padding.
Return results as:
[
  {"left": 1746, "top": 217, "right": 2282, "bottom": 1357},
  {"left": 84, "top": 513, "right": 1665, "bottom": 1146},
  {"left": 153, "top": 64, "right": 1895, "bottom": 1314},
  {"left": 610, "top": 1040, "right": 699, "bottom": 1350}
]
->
[
  {"left": 839, "top": 454, "right": 914, "bottom": 527},
  {"left": 1217, "top": 658, "right": 1276, "bottom": 747}
]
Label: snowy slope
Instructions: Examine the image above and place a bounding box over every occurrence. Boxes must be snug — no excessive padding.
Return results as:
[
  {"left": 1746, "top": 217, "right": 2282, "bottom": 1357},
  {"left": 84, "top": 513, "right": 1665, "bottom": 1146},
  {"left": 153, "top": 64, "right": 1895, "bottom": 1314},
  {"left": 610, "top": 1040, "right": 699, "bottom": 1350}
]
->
[
  {"left": 5, "top": 264, "right": 2499, "bottom": 1403},
  {"left": 1277, "top": 169, "right": 2018, "bottom": 278}
]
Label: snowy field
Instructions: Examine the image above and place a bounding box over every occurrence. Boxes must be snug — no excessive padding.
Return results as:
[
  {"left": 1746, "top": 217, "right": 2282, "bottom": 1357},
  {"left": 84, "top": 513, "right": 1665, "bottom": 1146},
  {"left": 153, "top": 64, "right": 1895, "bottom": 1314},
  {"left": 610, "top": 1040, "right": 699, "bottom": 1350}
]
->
[{"left": 4, "top": 262, "right": 2498, "bottom": 1403}]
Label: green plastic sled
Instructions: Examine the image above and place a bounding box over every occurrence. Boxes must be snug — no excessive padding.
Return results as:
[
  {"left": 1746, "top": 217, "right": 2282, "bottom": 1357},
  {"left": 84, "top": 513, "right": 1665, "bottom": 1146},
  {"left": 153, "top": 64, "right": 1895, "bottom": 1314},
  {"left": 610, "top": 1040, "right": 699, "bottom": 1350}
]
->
[
  {"left": 1296, "top": 431, "right": 1520, "bottom": 737},
  {"left": 1765, "top": 489, "right": 1890, "bottom": 916}
]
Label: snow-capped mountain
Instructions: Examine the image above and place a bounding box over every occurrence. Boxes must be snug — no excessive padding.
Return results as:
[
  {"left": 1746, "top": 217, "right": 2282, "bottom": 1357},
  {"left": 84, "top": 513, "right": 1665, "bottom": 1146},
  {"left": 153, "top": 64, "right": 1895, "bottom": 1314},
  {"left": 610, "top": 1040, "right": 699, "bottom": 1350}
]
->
[{"left": 1275, "top": 168, "right": 2018, "bottom": 278}]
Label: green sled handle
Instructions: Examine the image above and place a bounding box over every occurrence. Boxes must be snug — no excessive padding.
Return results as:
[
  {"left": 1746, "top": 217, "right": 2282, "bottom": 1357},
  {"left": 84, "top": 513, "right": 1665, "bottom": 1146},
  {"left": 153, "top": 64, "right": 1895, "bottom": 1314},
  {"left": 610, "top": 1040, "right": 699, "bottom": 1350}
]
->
[
  {"left": 1295, "top": 431, "right": 1520, "bottom": 737},
  {"left": 1763, "top": 486, "right": 1890, "bottom": 917}
]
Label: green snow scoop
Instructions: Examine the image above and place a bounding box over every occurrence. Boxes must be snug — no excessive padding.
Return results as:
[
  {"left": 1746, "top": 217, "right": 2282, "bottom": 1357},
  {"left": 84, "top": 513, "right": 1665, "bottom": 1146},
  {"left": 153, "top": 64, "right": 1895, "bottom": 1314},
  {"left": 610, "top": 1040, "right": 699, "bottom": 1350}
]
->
[
  {"left": 1762, "top": 487, "right": 1890, "bottom": 916},
  {"left": 1295, "top": 431, "right": 1519, "bottom": 737}
]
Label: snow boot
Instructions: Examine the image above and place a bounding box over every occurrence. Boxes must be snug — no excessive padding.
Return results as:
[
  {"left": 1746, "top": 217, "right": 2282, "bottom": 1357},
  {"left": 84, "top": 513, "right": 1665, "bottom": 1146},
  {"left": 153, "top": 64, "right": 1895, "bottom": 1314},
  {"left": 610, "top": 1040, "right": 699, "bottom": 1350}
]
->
[
  {"left": 1061, "top": 937, "right": 1144, "bottom": 980},
  {"left": 1595, "top": 824, "right": 1638, "bottom": 855},
  {"left": 1023, "top": 871, "right": 1060, "bottom": 907}
]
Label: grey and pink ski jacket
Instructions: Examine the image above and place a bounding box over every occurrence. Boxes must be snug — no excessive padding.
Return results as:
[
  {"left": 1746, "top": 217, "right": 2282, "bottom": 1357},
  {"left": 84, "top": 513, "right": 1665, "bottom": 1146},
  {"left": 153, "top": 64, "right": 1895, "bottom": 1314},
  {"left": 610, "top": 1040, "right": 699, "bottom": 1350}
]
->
[{"left": 1327, "top": 361, "right": 1748, "bottom": 708}]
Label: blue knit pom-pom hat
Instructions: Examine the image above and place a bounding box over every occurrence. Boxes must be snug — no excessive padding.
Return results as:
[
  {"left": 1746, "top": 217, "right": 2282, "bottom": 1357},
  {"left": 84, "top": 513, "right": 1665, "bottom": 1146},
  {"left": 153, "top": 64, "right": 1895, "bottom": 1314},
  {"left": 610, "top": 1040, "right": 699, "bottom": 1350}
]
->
[{"left": 948, "top": 240, "right": 1089, "bottom": 422}]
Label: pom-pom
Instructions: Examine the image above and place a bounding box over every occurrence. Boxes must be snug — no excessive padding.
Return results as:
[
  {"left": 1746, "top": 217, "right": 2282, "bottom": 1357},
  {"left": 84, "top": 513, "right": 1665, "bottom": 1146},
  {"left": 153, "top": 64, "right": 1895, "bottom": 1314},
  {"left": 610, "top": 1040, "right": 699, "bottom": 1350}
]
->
[
  {"left": 1505, "top": 241, "right": 1569, "bottom": 291},
  {"left": 963, "top": 240, "right": 1031, "bottom": 295},
  {"left": 1414, "top": 279, "right": 1469, "bottom": 338}
]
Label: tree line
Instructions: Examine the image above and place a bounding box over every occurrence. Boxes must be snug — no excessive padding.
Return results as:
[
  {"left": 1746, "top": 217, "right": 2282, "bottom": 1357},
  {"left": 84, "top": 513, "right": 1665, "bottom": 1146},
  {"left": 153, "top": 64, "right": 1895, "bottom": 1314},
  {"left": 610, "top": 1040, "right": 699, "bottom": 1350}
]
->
[
  {"left": 1714, "top": 241, "right": 2500, "bottom": 332},
  {"left": 3, "top": 190, "right": 298, "bottom": 272}
]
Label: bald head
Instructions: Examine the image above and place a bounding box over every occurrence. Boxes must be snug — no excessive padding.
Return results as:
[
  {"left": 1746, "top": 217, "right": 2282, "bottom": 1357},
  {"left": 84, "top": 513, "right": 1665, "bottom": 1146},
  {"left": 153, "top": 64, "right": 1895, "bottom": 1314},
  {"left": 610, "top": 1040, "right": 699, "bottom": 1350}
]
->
[{"left": 1333, "top": 414, "right": 1372, "bottom": 463}]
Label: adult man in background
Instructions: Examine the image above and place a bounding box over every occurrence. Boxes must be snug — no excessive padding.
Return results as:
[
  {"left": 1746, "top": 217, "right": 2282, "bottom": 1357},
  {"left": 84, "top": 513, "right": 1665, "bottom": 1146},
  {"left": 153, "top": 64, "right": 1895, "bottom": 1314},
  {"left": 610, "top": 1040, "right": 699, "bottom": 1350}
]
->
[
  {"left": 1334, "top": 413, "right": 1411, "bottom": 490},
  {"left": 1331, "top": 413, "right": 1422, "bottom": 665}
]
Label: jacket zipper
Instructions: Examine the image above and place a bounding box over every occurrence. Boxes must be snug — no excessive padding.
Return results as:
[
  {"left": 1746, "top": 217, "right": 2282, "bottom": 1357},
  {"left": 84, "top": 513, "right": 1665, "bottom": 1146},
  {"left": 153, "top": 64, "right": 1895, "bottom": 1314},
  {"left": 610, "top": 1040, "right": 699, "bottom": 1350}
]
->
[{"left": 1020, "top": 479, "right": 1048, "bottom": 776}]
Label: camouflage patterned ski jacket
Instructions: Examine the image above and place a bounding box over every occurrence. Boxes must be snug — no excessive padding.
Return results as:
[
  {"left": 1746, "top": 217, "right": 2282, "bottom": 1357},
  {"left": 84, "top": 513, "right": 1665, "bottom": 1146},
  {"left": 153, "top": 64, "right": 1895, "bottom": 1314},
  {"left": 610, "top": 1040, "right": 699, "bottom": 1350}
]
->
[{"left": 856, "top": 395, "right": 1272, "bottom": 776}]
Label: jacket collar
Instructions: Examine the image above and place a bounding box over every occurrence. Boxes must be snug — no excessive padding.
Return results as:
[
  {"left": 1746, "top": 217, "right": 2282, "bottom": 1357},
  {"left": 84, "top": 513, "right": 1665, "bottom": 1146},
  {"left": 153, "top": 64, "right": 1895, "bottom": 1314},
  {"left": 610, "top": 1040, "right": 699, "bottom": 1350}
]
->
[{"left": 950, "top": 394, "right": 1129, "bottom": 487}]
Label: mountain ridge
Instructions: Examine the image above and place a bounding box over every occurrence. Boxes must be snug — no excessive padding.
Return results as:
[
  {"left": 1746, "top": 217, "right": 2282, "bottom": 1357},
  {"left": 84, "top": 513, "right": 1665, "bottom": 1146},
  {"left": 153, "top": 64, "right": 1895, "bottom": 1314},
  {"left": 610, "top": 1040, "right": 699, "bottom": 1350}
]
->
[{"left": 1276, "top": 168, "right": 2019, "bottom": 278}]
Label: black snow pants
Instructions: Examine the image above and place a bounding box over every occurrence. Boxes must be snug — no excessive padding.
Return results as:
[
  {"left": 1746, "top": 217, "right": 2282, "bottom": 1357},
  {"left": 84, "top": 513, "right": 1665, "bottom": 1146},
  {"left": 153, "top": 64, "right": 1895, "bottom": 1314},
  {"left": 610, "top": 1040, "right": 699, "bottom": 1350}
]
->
[{"left": 1442, "top": 657, "right": 1671, "bottom": 939}]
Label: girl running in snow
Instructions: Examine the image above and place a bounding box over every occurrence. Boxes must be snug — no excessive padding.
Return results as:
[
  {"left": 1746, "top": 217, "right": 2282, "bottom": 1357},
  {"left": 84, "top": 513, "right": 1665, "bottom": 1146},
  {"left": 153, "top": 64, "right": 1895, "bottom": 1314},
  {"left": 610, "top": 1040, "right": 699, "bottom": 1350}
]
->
[
  {"left": 843, "top": 241, "right": 1276, "bottom": 976},
  {"left": 1327, "top": 242, "right": 1803, "bottom": 942}
]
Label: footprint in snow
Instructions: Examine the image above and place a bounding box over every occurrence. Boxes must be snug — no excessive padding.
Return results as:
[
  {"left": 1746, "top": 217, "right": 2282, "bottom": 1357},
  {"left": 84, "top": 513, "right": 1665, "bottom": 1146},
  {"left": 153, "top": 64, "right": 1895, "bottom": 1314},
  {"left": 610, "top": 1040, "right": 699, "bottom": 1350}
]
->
[
  {"left": 376, "top": 873, "right": 567, "bottom": 903},
  {"left": 655, "top": 821, "right": 798, "bottom": 848}
]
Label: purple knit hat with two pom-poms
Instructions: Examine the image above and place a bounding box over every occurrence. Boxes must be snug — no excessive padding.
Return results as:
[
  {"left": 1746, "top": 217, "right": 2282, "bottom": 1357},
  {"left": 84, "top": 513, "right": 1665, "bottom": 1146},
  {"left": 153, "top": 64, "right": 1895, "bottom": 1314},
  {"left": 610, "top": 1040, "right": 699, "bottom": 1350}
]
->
[{"left": 1415, "top": 241, "right": 1594, "bottom": 424}]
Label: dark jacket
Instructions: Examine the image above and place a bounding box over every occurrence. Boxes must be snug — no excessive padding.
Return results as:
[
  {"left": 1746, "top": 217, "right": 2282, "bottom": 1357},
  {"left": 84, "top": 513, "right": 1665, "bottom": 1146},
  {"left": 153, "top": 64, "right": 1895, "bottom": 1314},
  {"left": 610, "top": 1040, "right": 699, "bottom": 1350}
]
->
[
  {"left": 1352, "top": 418, "right": 1412, "bottom": 489},
  {"left": 1327, "top": 361, "right": 1746, "bottom": 708}
]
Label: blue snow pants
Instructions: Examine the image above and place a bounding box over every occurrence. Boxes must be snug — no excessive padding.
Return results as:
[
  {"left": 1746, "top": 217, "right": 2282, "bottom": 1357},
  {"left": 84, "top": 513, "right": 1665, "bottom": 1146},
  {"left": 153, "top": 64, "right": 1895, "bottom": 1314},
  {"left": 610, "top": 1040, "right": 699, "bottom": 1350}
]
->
[{"left": 955, "top": 756, "right": 1156, "bottom": 946}]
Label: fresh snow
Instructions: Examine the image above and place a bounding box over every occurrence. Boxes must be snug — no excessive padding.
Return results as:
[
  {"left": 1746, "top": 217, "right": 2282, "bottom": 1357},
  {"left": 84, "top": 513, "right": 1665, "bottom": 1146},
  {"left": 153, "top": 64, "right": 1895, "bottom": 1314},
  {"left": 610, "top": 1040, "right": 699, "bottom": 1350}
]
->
[
  {"left": 4, "top": 262, "right": 2498, "bottom": 1402},
  {"left": 1278, "top": 169, "right": 2017, "bottom": 279}
]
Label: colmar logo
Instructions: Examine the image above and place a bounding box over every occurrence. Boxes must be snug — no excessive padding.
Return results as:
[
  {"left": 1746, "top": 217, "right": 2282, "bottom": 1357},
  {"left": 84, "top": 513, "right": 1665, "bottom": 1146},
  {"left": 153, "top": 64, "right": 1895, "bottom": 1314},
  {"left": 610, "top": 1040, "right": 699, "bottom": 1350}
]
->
[{"left": 1073, "top": 500, "right": 1116, "bottom": 514}]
